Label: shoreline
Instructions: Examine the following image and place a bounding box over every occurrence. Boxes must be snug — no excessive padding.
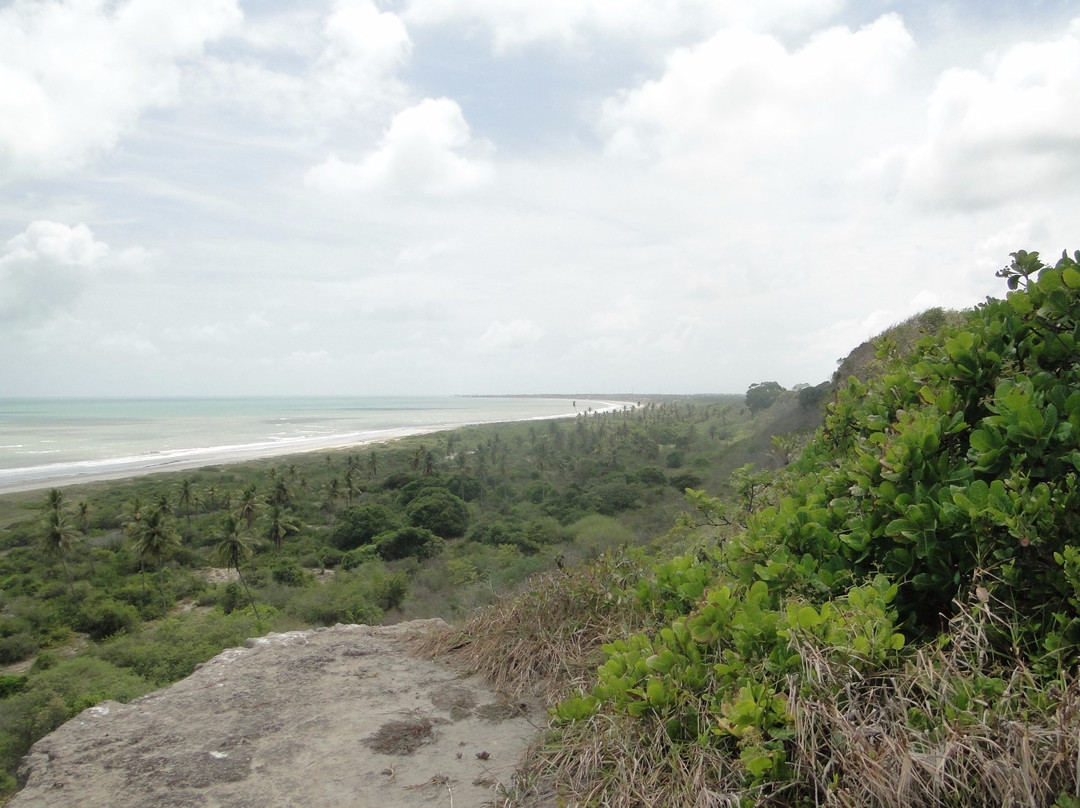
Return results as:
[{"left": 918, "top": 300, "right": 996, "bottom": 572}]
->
[{"left": 0, "top": 400, "right": 633, "bottom": 496}]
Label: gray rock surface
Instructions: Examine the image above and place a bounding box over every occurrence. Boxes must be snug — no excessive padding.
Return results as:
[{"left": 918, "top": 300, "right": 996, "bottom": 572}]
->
[{"left": 10, "top": 620, "right": 540, "bottom": 808}]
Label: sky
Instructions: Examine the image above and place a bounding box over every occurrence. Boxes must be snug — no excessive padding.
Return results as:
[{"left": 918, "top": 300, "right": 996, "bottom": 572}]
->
[{"left": 1, "top": 0, "right": 1079, "bottom": 397}]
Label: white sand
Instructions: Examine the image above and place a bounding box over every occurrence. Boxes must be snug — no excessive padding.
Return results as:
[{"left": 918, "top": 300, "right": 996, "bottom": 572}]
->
[{"left": 0, "top": 400, "right": 634, "bottom": 496}]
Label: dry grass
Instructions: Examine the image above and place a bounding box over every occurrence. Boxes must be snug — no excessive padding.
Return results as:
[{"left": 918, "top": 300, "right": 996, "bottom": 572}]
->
[
  {"left": 789, "top": 588, "right": 1080, "bottom": 808},
  {"left": 417, "top": 554, "right": 1080, "bottom": 808},
  {"left": 411, "top": 551, "right": 652, "bottom": 700},
  {"left": 502, "top": 710, "right": 763, "bottom": 808}
]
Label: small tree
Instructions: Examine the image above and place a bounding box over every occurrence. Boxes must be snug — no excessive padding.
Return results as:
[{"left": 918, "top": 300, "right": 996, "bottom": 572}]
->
[
  {"left": 128, "top": 507, "right": 181, "bottom": 608},
  {"left": 374, "top": 526, "right": 443, "bottom": 561},
  {"left": 41, "top": 509, "right": 81, "bottom": 601},
  {"left": 406, "top": 489, "right": 469, "bottom": 538},
  {"left": 745, "top": 381, "right": 785, "bottom": 415},
  {"left": 331, "top": 504, "right": 399, "bottom": 550},
  {"left": 215, "top": 514, "right": 260, "bottom": 620},
  {"left": 264, "top": 505, "right": 300, "bottom": 552}
]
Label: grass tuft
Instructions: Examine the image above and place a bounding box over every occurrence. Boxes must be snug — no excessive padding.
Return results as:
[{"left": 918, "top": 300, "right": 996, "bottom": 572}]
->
[{"left": 412, "top": 551, "right": 652, "bottom": 700}]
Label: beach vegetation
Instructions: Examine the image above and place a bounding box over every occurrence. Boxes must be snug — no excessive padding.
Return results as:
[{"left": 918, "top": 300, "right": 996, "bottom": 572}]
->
[
  {"left": 415, "top": 249, "right": 1080, "bottom": 807},
  {"left": 330, "top": 503, "right": 399, "bottom": 550},
  {"left": 0, "top": 377, "right": 819, "bottom": 799}
]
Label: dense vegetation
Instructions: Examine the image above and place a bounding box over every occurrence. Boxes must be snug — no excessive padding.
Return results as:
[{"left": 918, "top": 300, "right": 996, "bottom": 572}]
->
[
  {"left": 0, "top": 389, "right": 826, "bottom": 798},
  {"left": 425, "top": 251, "right": 1080, "bottom": 807},
  {"left": 10, "top": 247, "right": 1071, "bottom": 807}
]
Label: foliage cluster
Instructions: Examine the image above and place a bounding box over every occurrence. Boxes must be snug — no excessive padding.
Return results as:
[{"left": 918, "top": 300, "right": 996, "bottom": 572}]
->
[
  {"left": 454, "top": 251, "right": 1080, "bottom": 807},
  {"left": 0, "top": 392, "right": 780, "bottom": 798}
]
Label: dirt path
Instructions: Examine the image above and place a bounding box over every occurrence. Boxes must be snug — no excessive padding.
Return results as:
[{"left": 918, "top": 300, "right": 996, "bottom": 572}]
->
[{"left": 9, "top": 620, "right": 542, "bottom": 808}]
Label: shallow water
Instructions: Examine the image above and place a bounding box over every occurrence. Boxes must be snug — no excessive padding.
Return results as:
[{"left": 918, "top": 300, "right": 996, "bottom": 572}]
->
[{"left": 0, "top": 395, "right": 625, "bottom": 491}]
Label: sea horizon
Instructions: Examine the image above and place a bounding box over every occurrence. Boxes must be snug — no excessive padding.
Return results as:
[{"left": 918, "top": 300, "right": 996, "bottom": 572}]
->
[{"left": 0, "top": 395, "right": 632, "bottom": 494}]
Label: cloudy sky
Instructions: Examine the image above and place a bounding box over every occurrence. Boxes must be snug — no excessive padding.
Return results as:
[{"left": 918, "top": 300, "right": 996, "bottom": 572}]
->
[{"left": 1, "top": 0, "right": 1078, "bottom": 397}]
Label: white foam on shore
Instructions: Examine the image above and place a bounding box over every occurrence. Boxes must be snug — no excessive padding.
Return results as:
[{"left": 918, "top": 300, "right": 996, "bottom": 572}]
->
[{"left": 0, "top": 399, "right": 633, "bottom": 495}]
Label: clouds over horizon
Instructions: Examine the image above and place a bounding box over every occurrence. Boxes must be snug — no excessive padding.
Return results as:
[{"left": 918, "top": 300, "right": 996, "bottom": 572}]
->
[
  {"left": 2, "top": 2, "right": 1079, "bottom": 396},
  {"left": 0, "top": 221, "right": 111, "bottom": 327}
]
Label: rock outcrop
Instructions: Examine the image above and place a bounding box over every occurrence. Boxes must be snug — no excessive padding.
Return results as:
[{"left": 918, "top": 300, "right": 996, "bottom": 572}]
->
[{"left": 10, "top": 620, "right": 539, "bottom": 808}]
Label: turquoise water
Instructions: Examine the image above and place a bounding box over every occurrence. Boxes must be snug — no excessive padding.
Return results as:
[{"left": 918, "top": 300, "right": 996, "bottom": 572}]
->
[{"left": 0, "top": 396, "right": 623, "bottom": 490}]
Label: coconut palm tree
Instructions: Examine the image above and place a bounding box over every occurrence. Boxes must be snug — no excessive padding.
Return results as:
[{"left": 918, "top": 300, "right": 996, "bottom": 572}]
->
[
  {"left": 215, "top": 514, "right": 260, "bottom": 620},
  {"left": 264, "top": 505, "right": 300, "bottom": 553},
  {"left": 325, "top": 478, "right": 342, "bottom": 513},
  {"left": 365, "top": 450, "right": 379, "bottom": 480},
  {"left": 41, "top": 508, "right": 81, "bottom": 601},
  {"left": 128, "top": 507, "right": 181, "bottom": 608},
  {"left": 269, "top": 477, "right": 291, "bottom": 508},
  {"left": 43, "top": 488, "right": 65, "bottom": 514},
  {"left": 235, "top": 483, "right": 260, "bottom": 529},
  {"left": 343, "top": 467, "right": 358, "bottom": 507},
  {"left": 121, "top": 496, "right": 146, "bottom": 536},
  {"left": 177, "top": 478, "right": 195, "bottom": 531}
]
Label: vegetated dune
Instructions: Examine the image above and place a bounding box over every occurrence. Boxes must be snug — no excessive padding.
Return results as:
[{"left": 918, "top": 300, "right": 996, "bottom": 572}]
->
[{"left": 10, "top": 620, "right": 542, "bottom": 808}]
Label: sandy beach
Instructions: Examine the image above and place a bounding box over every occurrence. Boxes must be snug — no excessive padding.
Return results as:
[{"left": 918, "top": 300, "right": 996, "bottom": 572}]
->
[{"left": 0, "top": 399, "right": 633, "bottom": 496}]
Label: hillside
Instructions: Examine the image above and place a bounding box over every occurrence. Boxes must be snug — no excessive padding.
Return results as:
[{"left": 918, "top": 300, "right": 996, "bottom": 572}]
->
[
  {"left": 7, "top": 249, "right": 1077, "bottom": 807},
  {"left": 416, "top": 250, "right": 1080, "bottom": 806}
]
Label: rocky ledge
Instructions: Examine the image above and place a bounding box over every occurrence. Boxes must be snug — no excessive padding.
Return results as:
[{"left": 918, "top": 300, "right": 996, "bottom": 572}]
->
[{"left": 10, "top": 620, "right": 539, "bottom": 808}]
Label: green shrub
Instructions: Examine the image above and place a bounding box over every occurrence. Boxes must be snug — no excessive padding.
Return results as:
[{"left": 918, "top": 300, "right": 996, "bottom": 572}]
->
[
  {"left": 341, "top": 545, "right": 380, "bottom": 570},
  {"left": 669, "top": 472, "right": 703, "bottom": 491},
  {"left": 285, "top": 576, "right": 381, "bottom": 626},
  {"left": 30, "top": 652, "right": 59, "bottom": 672},
  {"left": 0, "top": 634, "right": 36, "bottom": 665},
  {"left": 0, "top": 675, "right": 27, "bottom": 699},
  {"left": 221, "top": 582, "right": 243, "bottom": 615},
  {"left": 405, "top": 489, "right": 469, "bottom": 538},
  {"left": 634, "top": 467, "right": 667, "bottom": 486},
  {"left": 271, "top": 559, "right": 311, "bottom": 587},
  {"left": 331, "top": 504, "right": 399, "bottom": 550},
  {"left": 374, "top": 527, "right": 444, "bottom": 561},
  {"left": 75, "top": 598, "right": 140, "bottom": 641},
  {"left": 93, "top": 610, "right": 272, "bottom": 685}
]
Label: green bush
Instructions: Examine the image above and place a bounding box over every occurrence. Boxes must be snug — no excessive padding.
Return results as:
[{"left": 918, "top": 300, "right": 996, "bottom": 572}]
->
[
  {"left": 340, "top": 545, "right": 380, "bottom": 570},
  {"left": 221, "top": 582, "right": 243, "bottom": 615},
  {"left": 0, "top": 634, "right": 36, "bottom": 665},
  {"left": 93, "top": 610, "right": 272, "bottom": 686},
  {"left": 331, "top": 504, "right": 399, "bottom": 550},
  {"left": 634, "top": 467, "right": 667, "bottom": 486},
  {"left": 285, "top": 576, "right": 382, "bottom": 626},
  {"left": 374, "top": 527, "right": 444, "bottom": 561},
  {"left": 405, "top": 489, "right": 469, "bottom": 538},
  {"left": 271, "top": 558, "right": 311, "bottom": 587},
  {"left": 75, "top": 598, "right": 140, "bottom": 641},
  {"left": 0, "top": 675, "right": 27, "bottom": 699}
]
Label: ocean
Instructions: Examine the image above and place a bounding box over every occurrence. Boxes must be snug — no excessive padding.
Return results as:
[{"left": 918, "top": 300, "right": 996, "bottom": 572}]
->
[{"left": 0, "top": 396, "right": 625, "bottom": 492}]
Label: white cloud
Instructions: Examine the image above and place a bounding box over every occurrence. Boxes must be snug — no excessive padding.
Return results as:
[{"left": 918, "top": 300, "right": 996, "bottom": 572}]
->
[
  {"left": 592, "top": 295, "right": 642, "bottom": 333},
  {"left": 305, "top": 98, "right": 493, "bottom": 194},
  {"left": 0, "top": 0, "right": 241, "bottom": 177},
  {"left": 893, "top": 19, "right": 1080, "bottom": 209},
  {"left": 323, "top": 0, "right": 412, "bottom": 76},
  {"left": 97, "top": 330, "right": 159, "bottom": 357},
  {"left": 478, "top": 319, "right": 544, "bottom": 352},
  {"left": 600, "top": 14, "right": 914, "bottom": 176},
  {"left": 396, "top": 240, "right": 460, "bottom": 265},
  {"left": 0, "top": 221, "right": 111, "bottom": 327},
  {"left": 180, "top": 0, "right": 411, "bottom": 131},
  {"left": 403, "top": 0, "right": 843, "bottom": 51},
  {"left": 285, "top": 349, "right": 331, "bottom": 365}
]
